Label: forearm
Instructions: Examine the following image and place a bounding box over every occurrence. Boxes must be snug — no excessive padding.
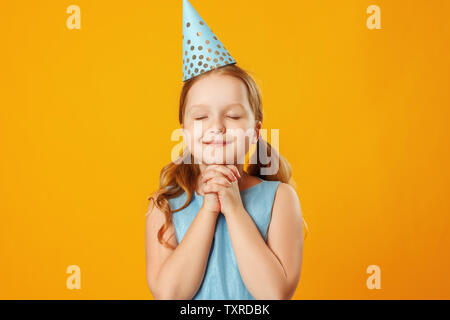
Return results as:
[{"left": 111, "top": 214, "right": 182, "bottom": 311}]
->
[
  {"left": 225, "top": 208, "right": 288, "bottom": 299},
  {"left": 155, "top": 207, "right": 218, "bottom": 299}
]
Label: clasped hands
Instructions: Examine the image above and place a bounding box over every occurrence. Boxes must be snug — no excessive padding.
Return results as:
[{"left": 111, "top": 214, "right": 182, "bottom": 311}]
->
[{"left": 199, "top": 164, "right": 245, "bottom": 217}]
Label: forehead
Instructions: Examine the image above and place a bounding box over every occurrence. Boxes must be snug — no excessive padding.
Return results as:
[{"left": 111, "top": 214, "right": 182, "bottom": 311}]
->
[{"left": 186, "top": 73, "right": 249, "bottom": 111}]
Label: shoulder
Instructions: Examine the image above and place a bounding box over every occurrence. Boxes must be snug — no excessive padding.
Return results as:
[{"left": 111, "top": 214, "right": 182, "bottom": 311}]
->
[
  {"left": 272, "top": 183, "right": 302, "bottom": 217},
  {"left": 275, "top": 182, "right": 298, "bottom": 197},
  {"left": 145, "top": 197, "right": 169, "bottom": 232}
]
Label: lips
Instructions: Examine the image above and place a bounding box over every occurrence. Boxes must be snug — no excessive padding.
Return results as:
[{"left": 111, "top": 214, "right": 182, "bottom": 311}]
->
[
  {"left": 202, "top": 137, "right": 232, "bottom": 145},
  {"left": 203, "top": 140, "right": 231, "bottom": 145}
]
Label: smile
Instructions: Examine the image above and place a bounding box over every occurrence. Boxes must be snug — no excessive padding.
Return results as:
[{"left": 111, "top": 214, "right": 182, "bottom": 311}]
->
[{"left": 202, "top": 141, "right": 232, "bottom": 146}]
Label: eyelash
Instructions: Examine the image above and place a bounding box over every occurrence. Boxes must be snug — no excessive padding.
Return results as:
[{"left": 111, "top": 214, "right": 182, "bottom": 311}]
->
[{"left": 193, "top": 116, "right": 241, "bottom": 120}]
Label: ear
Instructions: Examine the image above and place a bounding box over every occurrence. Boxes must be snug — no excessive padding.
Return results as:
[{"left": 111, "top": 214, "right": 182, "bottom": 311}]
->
[{"left": 253, "top": 121, "right": 262, "bottom": 144}]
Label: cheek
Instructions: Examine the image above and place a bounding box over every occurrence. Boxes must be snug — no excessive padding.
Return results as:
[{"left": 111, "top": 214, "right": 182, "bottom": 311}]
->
[
  {"left": 228, "top": 119, "right": 251, "bottom": 129},
  {"left": 228, "top": 130, "right": 253, "bottom": 156},
  {"left": 182, "top": 127, "right": 192, "bottom": 147},
  {"left": 182, "top": 128, "right": 204, "bottom": 154},
  {"left": 183, "top": 123, "right": 205, "bottom": 141},
  {"left": 228, "top": 127, "right": 255, "bottom": 143}
]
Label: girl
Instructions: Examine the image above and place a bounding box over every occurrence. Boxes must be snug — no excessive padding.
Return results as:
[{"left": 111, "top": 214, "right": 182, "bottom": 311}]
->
[{"left": 145, "top": 63, "right": 307, "bottom": 300}]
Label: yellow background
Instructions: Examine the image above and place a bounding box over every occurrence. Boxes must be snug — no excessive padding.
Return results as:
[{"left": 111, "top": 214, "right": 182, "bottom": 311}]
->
[{"left": 1, "top": 0, "right": 449, "bottom": 299}]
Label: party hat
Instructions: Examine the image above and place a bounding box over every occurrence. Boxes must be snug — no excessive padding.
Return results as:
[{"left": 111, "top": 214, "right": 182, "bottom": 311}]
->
[{"left": 182, "top": 0, "right": 236, "bottom": 82}]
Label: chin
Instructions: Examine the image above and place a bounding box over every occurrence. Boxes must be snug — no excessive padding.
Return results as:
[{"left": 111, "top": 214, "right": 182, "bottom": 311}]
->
[
  {"left": 201, "top": 159, "right": 229, "bottom": 165},
  {"left": 199, "top": 156, "right": 236, "bottom": 165}
]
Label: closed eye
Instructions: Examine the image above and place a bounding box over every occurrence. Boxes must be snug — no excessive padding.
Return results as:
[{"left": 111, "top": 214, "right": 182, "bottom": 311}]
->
[
  {"left": 194, "top": 116, "right": 207, "bottom": 120},
  {"left": 227, "top": 116, "right": 241, "bottom": 120}
]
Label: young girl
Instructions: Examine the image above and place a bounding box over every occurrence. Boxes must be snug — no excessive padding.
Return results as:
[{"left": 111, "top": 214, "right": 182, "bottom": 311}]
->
[{"left": 145, "top": 0, "right": 307, "bottom": 300}]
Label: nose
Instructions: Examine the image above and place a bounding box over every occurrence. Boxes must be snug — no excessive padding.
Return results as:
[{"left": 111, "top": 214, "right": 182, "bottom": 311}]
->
[
  {"left": 209, "top": 126, "right": 225, "bottom": 134},
  {"left": 207, "top": 116, "right": 226, "bottom": 134}
]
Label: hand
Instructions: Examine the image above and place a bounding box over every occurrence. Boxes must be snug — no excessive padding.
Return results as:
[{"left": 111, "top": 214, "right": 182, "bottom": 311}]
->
[
  {"left": 201, "top": 190, "right": 221, "bottom": 216},
  {"left": 199, "top": 165, "right": 238, "bottom": 215},
  {"left": 201, "top": 165, "right": 245, "bottom": 217}
]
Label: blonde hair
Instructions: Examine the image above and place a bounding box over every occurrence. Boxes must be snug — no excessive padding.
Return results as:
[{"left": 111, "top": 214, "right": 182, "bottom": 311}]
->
[{"left": 147, "top": 64, "right": 308, "bottom": 249}]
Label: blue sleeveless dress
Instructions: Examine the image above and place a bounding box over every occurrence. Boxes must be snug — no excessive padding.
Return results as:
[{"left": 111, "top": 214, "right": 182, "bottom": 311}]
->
[{"left": 169, "top": 177, "right": 281, "bottom": 300}]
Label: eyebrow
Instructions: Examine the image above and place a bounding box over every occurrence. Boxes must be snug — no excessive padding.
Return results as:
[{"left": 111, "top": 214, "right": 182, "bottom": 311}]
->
[{"left": 187, "top": 103, "right": 245, "bottom": 113}]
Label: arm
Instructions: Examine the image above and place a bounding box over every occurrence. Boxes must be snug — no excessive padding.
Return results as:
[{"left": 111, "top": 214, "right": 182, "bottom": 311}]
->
[
  {"left": 145, "top": 201, "right": 219, "bottom": 300},
  {"left": 224, "top": 183, "right": 304, "bottom": 299}
]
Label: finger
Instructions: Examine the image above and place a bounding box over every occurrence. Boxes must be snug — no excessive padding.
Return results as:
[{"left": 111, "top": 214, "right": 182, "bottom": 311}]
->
[
  {"left": 215, "top": 165, "right": 240, "bottom": 181},
  {"left": 224, "top": 165, "right": 241, "bottom": 179},
  {"left": 206, "top": 176, "right": 232, "bottom": 188},
  {"left": 204, "top": 164, "right": 222, "bottom": 173},
  {"left": 201, "top": 170, "right": 222, "bottom": 184},
  {"left": 203, "top": 183, "right": 222, "bottom": 194},
  {"left": 203, "top": 165, "right": 237, "bottom": 182},
  {"left": 208, "top": 169, "right": 236, "bottom": 184},
  {"left": 203, "top": 178, "right": 232, "bottom": 193}
]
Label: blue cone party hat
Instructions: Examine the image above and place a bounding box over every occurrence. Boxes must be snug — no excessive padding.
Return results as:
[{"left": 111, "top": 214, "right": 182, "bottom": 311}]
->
[{"left": 182, "top": 0, "right": 236, "bottom": 82}]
